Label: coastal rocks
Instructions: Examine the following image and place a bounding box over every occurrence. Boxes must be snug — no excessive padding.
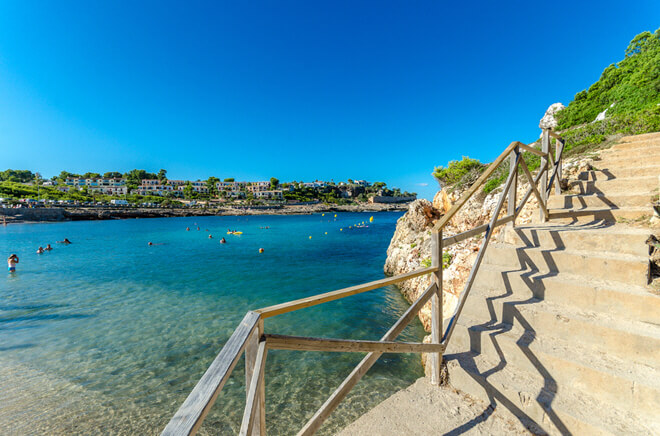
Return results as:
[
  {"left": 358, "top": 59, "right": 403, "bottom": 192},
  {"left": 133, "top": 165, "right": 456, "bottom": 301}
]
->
[
  {"left": 539, "top": 102, "right": 565, "bottom": 130},
  {"left": 648, "top": 234, "right": 660, "bottom": 288}
]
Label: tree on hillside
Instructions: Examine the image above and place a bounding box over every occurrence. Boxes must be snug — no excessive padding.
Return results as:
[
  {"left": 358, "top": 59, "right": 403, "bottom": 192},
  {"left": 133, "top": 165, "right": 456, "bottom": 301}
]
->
[
  {"left": 183, "top": 181, "right": 194, "bottom": 199},
  {"left": 82, "top": 172, "right": 101, "bottom": 179},
  {"left": 270, "top": 177, "right": 279, "bottom": 189},
  {"left": 158, "top": 169, "right": 168, "bottom": 183},
  {"left": 0, "top": 169, "right": 35, "bottom": 183},
  {"left": 206, "top": 177, "right": 220, "bottom": 197},
  {"left": 223, "top": 178, "right": 235, "bottom": 182},
  {"left": 103, "top": 172, "right": 123, "bottom": 179}
]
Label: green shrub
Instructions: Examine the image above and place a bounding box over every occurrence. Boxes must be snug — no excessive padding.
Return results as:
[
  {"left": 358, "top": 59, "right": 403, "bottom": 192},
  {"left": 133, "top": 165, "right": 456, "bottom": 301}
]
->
[{"left": 433, "top": 157, "right": 486, "bottom": 191}]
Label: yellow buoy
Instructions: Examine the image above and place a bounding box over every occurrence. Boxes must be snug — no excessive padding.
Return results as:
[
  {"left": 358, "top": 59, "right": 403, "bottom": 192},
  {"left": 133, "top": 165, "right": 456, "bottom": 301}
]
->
[
  {"left": 322, "top": 213, "right": 325, "bottom": 216},
  {"left": 324, "top": 232, "right": 327, "bottom": 235},
  {"left": 369, "top": 216, "right": 374, "bottom": 222},
  {"left": 259, "top": 248, "right": 264, "bottom": 253},
  {"left": 334, "top": 214, "right": 337, "bottom": 217},
  {"left": 349, "top": 226, "right": 352, "bottom": 229},
  {"left": 340, "top": 228, "right": 343, "bottom": 231},
  {"left": 309, "top": 236, "right": 312, "bottom": 239}
]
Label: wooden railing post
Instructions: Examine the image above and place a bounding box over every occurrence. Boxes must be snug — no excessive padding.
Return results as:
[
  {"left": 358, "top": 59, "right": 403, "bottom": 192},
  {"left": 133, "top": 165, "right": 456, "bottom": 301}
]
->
[
  {"left": 245, "top": 319, "right": 265, "bottom": 435},
  {"left": 554, "top": 138, "right": 564, "bottom": 195},
  {"left": 507, "top": 146, "right": 519, "bottom": 227},
  {"left": 430, "top": 229, "right": 443, "bottom": 385},
  {"left": 540, "top": 129, "right": 550, "bottom": 221}
]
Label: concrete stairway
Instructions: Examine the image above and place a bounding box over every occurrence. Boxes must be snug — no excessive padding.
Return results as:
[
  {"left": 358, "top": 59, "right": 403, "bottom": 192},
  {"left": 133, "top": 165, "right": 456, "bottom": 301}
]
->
[{"left": 444, "top": 132, "right": 660, "bottom": 435}]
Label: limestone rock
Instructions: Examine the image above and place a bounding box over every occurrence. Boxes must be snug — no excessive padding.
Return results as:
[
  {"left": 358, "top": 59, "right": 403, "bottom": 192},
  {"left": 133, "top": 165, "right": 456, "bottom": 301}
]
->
[{"left": 539, "top": 102, "right": 565, "bottom": 130}]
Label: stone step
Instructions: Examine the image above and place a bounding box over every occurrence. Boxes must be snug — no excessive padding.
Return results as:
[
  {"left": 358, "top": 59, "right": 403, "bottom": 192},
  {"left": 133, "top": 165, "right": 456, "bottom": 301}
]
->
[
  {"left": 595, "top": 155, "right": 660, "bottom": 169},
  {"left": 458, "top": 291, "right": 660, "bottom": 366},
  {"left": 445, "top": 351, "right": 655, "bottom": 435},
  {"left": 448, "top": 320, "right": 660, "bottom": 422},
  {"left": 599, "top": 146, "right": 660, "bottom": 160},
  {"left": 501, "top": 222, "right": 650, "bottom": 256},
  {"left": 547, "top": 192, "right": 652, "bottom": 209},
  {"left": 569, "top": 176, "right": 658, "bottom": 195},
  {"left": 472, "top": 264, "right": 660, "bottom": 323},
  {"left": 619, "top": 132, "right": 660, "bottom": 143},
  {"left": 600, "top": 141, "right": 660, "bottom": 156},
  {"left": 483, "top": 243, "right": 649, "bottom": 285},
  {"left": 547, "top": 206, "right": 651, "bottom": 223},
  {"left": 578, "top": 166, "right": 660, "bottom": 180}
]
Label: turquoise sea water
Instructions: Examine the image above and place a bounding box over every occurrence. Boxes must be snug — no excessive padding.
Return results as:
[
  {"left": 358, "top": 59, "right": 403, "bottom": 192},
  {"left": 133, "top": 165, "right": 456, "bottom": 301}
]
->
[{"left": 0, "top": 212, "right": 425, "bottom": 435}]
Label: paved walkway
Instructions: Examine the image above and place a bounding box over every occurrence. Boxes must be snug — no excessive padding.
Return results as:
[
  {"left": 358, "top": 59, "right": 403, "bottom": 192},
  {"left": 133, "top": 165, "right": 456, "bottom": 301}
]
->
[{"left": 337, "top": 378, "right": 532, "bottom": 435}]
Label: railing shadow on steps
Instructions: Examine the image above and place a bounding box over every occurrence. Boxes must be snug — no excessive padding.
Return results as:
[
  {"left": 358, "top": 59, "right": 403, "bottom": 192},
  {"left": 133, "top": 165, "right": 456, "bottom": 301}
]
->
[{"left": 160, "top": 128, "right": 570, "bottom": 436}]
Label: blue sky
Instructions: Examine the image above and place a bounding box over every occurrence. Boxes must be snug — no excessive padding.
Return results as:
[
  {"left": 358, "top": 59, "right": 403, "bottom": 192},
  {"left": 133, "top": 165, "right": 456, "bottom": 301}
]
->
[{"left": 0, "top": 1, "right": 658, "bottom": 199}]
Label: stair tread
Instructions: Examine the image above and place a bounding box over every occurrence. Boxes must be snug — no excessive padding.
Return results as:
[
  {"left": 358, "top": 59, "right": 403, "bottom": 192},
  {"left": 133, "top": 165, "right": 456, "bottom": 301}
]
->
[
  {"left": 445, "top": 352, "right": 652, "bottom": 434},
  {"left": 489, "top": 240, "right": 648, "bottom": 263},
  {"left": 454, "top": 314, "right": 660, "bottom": 392},
  {"left": 446, "top": 351, "right": 657, "bottom": 435},
  {"left": 477, "top": 262, "right": 657, "bottom": 299},
  {"left": 465, "top": 287, "right": 660, "bottom": 341}
]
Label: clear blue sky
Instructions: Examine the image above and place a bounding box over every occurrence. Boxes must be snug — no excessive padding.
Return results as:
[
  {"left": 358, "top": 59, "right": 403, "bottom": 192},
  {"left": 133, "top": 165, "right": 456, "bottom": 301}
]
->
[{"left": 1, "top": 1, "right": 658, "bottom": 199}]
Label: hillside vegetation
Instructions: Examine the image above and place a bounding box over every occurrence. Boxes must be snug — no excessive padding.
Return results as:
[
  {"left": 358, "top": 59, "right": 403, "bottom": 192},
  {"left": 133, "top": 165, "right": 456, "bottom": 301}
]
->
[{"left": 435, "top": 28, "right": 660, "bottom": 194}]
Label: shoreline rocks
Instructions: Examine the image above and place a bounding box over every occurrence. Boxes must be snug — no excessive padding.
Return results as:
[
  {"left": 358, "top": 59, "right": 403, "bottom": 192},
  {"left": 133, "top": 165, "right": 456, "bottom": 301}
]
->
[{"left": 0, "top": 203, "right": 410, "bottom": 224}]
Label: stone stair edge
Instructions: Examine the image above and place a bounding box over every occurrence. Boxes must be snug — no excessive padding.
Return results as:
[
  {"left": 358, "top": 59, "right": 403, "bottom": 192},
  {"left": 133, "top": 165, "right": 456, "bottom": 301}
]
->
[
  {"left": 487, "top": 240, "right": 649, "bottom": 263},
  {"left": 463, "top": 287, "right": 660, "bottom": 341},
  {"left": 445, "top": 351, "right": 657, "bottom": 435},
  {"left": 450, "top": 316, "right": 660, "bottom": 393},
  {"left": 475, "top": 262, "right": 657, "bottom": 298}
]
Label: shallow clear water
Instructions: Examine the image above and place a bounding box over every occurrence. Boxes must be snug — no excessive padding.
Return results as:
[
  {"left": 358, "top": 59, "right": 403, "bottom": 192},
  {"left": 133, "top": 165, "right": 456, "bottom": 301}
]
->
[{"left": 0, "top": 212, "right": 425, "bottom": 435}]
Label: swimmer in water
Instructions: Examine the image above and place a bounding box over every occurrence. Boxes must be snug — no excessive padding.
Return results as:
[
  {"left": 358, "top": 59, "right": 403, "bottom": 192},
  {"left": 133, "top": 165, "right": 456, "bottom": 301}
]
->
[
  {"left": 208, "top": 234, "right": 213, "bottom": 239},
  {"left": 57, "top": 238, "right": 72, "bottom": 244},
  {"left": 220, "top": 237, "right": 226, "bottom": 244},
  {"left": 148, "top": 242, "right": 153, "bottom": 246},
  {"left": 186, "top": 227, "right": 190, "bottom": 231},
  {"left": 45, "top": 244, "right": 53, "bottom": 251},
  {"left": 36, "top": 246, "right": 45, "bottom": 254},
  {"left": 7, "top": 254, "right": 19, "bottom": 272},
  {"left": 197, "top": 227, "right": 200, "bottom": 231}
]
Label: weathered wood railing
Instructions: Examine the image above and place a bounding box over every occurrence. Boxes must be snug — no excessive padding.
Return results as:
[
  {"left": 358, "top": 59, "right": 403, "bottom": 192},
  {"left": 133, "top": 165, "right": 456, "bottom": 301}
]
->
[{"left": 162, "top": 128, "right": 565, "bottom": 436}]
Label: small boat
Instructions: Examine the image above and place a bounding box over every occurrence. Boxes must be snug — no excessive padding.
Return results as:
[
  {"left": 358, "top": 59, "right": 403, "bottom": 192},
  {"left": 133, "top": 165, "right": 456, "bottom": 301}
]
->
[{"left": 227, "top": 231, "right": 243, "bottom": 235}]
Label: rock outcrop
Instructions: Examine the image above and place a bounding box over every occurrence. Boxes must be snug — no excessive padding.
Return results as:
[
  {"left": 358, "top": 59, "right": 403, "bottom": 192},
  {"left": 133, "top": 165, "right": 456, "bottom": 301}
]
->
[{"left": 538, "top": 102, "right": 565, "bottom": 129}]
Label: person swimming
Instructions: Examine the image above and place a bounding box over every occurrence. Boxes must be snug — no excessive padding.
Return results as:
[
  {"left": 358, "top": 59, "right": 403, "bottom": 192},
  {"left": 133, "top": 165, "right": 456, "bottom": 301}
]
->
[
  {"left": 36, "top": 247, "right": 45, "bottom": 254},
  {"left": 220, "top": 237, "right": 226, "bottom": 244},
  {"left": 148, "top": 242, "right": 153, "bottom": 246},
  {"left": 45, "top": 244, "right": 53, "bottom": 251},
  {"left": 186, "top": 227, "right": 190, "bottom": 231},
  {"left": 57, "top": 238, "right": 72, "bottom": 244},
  {"left": 208, "top": 234, "right": 213, "bottom": 239},
  {"left": 7, "top": 254, "right": 19, "bottom": 272}
]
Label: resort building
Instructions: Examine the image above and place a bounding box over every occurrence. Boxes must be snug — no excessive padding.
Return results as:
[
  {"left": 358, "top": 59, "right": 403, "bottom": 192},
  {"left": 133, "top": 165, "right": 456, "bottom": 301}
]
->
[
  {"left": 254, "top": 190, "right": 283, "bottom": 200},
  {"left": 65, "top": 177, "right": 128, "bottom": 196},
  {"left": 247, "top": 181, "right": 270, "bottom": 193}
]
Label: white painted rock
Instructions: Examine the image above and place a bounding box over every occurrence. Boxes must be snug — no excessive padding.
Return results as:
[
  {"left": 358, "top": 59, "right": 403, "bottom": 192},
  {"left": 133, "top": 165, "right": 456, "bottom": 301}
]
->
[{"left": 539, "top": 102, "right": 565, "bottom": 129}]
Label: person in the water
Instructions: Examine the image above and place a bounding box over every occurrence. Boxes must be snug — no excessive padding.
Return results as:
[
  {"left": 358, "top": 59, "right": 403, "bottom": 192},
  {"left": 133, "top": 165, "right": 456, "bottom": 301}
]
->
[
  {"left": 220, "top": 237, "right": 226, "bottom": 244},
  {"left": 7, "top": 254, "right": 19, "bottom": 272},
  {"left": 45, "top": 244, "right": 53, "bottom": 251},
  {"left": 36, "top": 247, "right": 45, "bottom": 254},
  {"left": 57, "top": 238, "right": 72, "bottom": 244}
]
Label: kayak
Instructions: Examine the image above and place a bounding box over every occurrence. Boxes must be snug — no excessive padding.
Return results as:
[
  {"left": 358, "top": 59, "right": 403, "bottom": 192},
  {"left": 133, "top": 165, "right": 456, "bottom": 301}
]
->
[{"left": 227, "top": 231, "right": 243, "bottom": 235}]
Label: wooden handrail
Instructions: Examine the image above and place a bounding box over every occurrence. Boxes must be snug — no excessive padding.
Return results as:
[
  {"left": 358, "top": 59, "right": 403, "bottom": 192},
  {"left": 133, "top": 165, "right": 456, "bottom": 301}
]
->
[
  {"left": 239, "top": 340, "right": 267, "bottom": 436},
  {"left": 517, "top": 143, "right": 547, "bottom": 158},
  {"left": 297, "top": 282, "right": 439, "bottom": 436},
  {"left": 265, "top": 334, "right": 445, "bottom": 354},
  {"left": 547, "top": 130, "right": 562, "bottom": 140},
  {"left": 256, "top": 266, "right": 438, "bottom": 318},
  {"left": 433, "top": 141, "right": 521, "bottom": 230},
  {"left": 162, "top": 311, "right": 261, "bottom": 436}
]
